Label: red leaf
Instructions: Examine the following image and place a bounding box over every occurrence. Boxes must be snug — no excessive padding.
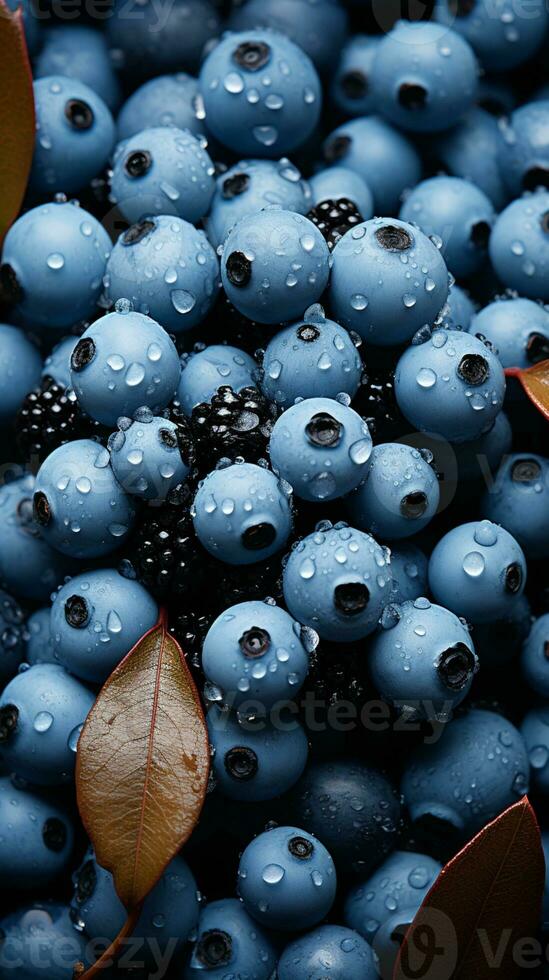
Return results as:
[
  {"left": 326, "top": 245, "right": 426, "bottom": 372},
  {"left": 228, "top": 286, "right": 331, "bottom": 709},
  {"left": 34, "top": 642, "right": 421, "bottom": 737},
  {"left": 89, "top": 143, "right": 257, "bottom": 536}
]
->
[
  {"left": 0, "top": 0, "right": 34, "bottom": 245},
  {"left": 394, "top": 797, "right": 545, "bottom": 980},
  {"left": 505, "top": 360, "right": 549, "bottom": 422}
]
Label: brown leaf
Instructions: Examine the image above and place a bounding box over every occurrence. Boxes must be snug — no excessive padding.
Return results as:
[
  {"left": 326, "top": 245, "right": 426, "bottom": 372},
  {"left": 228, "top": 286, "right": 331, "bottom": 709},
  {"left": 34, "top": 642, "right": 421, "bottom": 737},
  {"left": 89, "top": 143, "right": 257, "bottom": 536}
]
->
[
  {"left": 0, "top": 0, "right": 34, "bottom": 245},
  {"left": 505, "top": 361, "right": 549, "bottom": 421},
  {"left": 394, "top": 797, "right": 545, "bottom": 980},
  {"left": 76, "top": 614, "right": 209, "bottom": 910}
]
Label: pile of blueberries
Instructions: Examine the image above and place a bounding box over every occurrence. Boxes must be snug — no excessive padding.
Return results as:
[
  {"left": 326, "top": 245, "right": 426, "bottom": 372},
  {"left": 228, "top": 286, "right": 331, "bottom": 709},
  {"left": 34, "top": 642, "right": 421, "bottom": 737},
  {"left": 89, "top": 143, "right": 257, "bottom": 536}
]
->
[{"left": 0, "top": 0, "right": 549, "bottom": 976}]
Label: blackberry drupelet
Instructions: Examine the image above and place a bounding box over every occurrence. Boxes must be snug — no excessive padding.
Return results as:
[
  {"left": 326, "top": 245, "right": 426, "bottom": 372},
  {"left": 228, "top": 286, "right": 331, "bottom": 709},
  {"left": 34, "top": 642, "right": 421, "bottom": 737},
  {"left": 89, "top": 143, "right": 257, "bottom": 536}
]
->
[
  {"left": 15, "top": 377, "right": 105, "bottom": 465},
  {"left": 190, "top": 385, "right": 275, "bottom": 474},
  {"left": 306, "top": 198, "right": 363, "bottom": 251}
]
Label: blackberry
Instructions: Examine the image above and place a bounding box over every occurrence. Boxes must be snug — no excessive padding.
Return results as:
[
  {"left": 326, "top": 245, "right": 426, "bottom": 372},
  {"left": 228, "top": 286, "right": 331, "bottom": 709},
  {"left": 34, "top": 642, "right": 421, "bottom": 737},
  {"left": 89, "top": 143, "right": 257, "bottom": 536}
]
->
[
  {"left": 304, "top": 641, "right": 370, "bottom": 711},
  {"left": 15, "top": 377, "right": 105, "bottom": 466},
  {"left": 352, "top": 367, "right": 405, "bottom": 444},
  {"left": 306, "top": 198, "right": 363, "bottom": 251},
  {"left": 190, "top": 385, "right": 275, "bottom": 474}
]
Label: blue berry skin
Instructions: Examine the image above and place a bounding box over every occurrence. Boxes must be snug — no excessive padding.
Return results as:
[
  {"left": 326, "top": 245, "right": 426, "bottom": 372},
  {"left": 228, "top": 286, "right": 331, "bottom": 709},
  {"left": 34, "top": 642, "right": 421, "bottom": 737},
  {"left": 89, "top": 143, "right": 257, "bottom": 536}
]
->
[
  {"left": 429, "top": 520, "right": 526, "bottom": 623},
  {"left": 288, "top": 760, "right": 401, "bottom": 876},
  {"left": 498, "top": 102, "right": 549, "bottom": 197},
  {"left": 329, "top": 219, "right": 449, "bottom": 346},
  {"left": 25, "top": 608, "right": 57, "bottom": 667},
  {"left": 260, "top": 313, "right": 362, "bottom": 409},
  {"left": 184, "top": 898, "right": 277, "bottom": 980},
  {"left": 322, "top": 117, "right": 422, "bottom": 214},
  {"left": 489, "top": 192, "right": 549, "bottom": 300},
  {"left": 348, "top": 443, "right": 440, "bottom": 540},
  {"left": 371, "top": 21, "right": 478, "bottom": 133},
  {"left": 109, "top": 413, "right": 192, "bottom": 501},
  {"left": 310, "top": 166, "right": 374, "bottom": 219},
  {"left": 389, "top": 543, "right": 428, "bottom": 604},
  {"left": 192, "top": 462, "right": 292, "bottom": 565},
  {"left": 42, "top": 336, "right": 76, "bottom": 389},
  {"left": 446, "top": 284, "right": 476, "bottom": 330},
  {"left": 237, "top": 825, "right": 337, "bottom": 931},
  {"left": 35, "top": 27, "right": 121, "bottom": 111},
  {"left": 369, "top": 598, "right": 477, "bottom": 718},
  {"left": 278, "top": 924, "right": 377, "bottom": 980},
  {"left": 0, "top": 590, "right": 25, "bottom": 685},
  {"left": 1, "top": 200, "right": 111, "bottom": 332},
  {"left": 394, "top": 328, "right": 506, "bottom": 443},
  {"left": 116, "top": 73, "right": 204, "bottom": 141},
  {"left": 0, "top": 663, "right": 95, "bottom": 785},
  {"left": 107, "top": 0, "right": 220, "bottom": 77},
  {"left": 207, "top": 707, "right": 309, "bottom": 802},
  {"left": 521, "top": 614, "right": 549, "bottom": 698},
  {"left": 110, "top": 126, "right": 215, "bottom": 225},
  {"left": 221, "top": 209, "right": 331, "bottom": 325},
  {"left": 0, "top": 476, "right": 79, "bottom": 601},
  {"left": 202, "top": 600, "right": 309, "bottom": 710},
  {"left": 521, "top": 707, "right": 549, "bottom": 796},
  {"left": 468, "top": 297, "right": 549, "bottom": 370},
  {"left": 453, "top": 411, "right": 512, "bottom": 484},
  {"left": 435, "top": 0, "right": 549, "bottom": 71},
  {"left": 436, "top": 108, "right": 508, "bottom": 210},
  {"left": 373, "top": 908, "right": 424, "bottom": 980},
  {"left": 481, "top": 454, "right": 549, "bottom": 560},
  {"left": 51, "top": 569, "right": 158, "bottom": 684},
  {"left": 269, "top": 397, "right": 372, "bottom": 503},
  {"left": 105, "top": 216, "right": 219, "bottom": 335},
  {"left": 0, "top": 324, "right": 42, "bottom": 425},
  {"left": 344, "top": 850, "right": 441, "bottom": 944},
  {"left": 331, "top": 35, "right": 381, "bottom": 118},
  {"left": 0, "top": 903, "right": 89, "bottom": 980},
  {"left": 71, "top": 849, "right": 199, "bottom": 952},
  {"left": 228, "top": 0, "right": 348, "bottom": 76},
  {"left": 0, "top": 776, "right": 73, "bottom": 888},
  {"left": 400, "top": 176, "right": 494, "bottom": 280},
  {"left": 34, "top": 440, "right": 136, "bottom": 559},
  {"left": 401, "top": 709, "right": 529, "bottom": 837},
  {"left": 205, "top": 158, "right": 311, "bottom": 249},
  {"left": 282, "top": 522, "right": 392, "bottom": 642},
  {"left": 70, "top": 309, "right": 181, "bottom": 426},
  {"left": 30, "top": 76, "right": 115, "bottom": 198},
  {"left": 178, "top": 345, "right": 257, "bottom": 416},
  {"left": 199, "top": 31, "right": 322, "bottom": 157}
]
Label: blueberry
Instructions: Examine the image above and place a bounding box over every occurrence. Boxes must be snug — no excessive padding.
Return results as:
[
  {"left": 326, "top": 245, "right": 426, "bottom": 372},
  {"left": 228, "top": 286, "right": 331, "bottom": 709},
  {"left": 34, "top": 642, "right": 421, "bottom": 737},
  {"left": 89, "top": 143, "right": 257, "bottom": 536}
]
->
[
  {"left": 489, "top": 191, "right": 549, "bottom": 300},
  {"left": 282, "top": 522, "right": 391, "bottom": 642},
  {"left": 192, "top": 462, "right": 292, "bottom": 565},
  {"left": 0, "top": 325, "right": 41, "bottom": 426},
  {"left": 498, "top": 101, "right": 549, "bottom": 196},
  {"left": 331, "top": 35, "right": 381, "bottom": 118},
  {"left": 109, "top": 413, "right": 192, "bottom": 501},
  {"left": 521, "top": 707, "right": 549, "bottom": 796},
  {"left": 278, "top": 924, "right": 377, "bottom": 980},
  {"left": 521, "top": 613, "right": 549, "bottom": 698},
  {"left": 178, "top": 345, "right": 258, "bottom": 416},
  {"left": 184, "top": 898, "right": 276, "bottom": 980},
  {"left": 202, "top": 600, "right": 309, "bottom": 709},
  {"left": 436, "top": 108, "right": 508, "bottom": 209},
  {"left": 468, "top": 297, "right": 549, "bottom": 369},
  {"left": 25, "top": 608, "right": 57, "bottom": 667},
  {"left": 435, "top": 0, "right": 549, "bottom": 71},
  {"left": 388, "top": 543, "right": 429, "bottom": 604},
  {"left": 428, "top": 519, "right": 527, "bottom": 623},
  {"left": 481, "top": 453, "right": 549, "bottom": 560},
  {"left": 0, "top": 776, "right": 74, "bottom": 888},
  {"left": 237, "top": 825, "right": 337, "bottom": 931},
  {"left": 269, "top": 397, "right": 372, "bottom": 502},
  {"left": 35, "top": 26, "right": 121, "bottom": 111},
  {"left": 116, "top": 73, "right": 204, "bottom": 141},
  {"left": 0, "top": 903, "right": 89, "bottom": 979},
  {"left": 453, "top": 411, "right": 513, "bottom": 484},
  {"left": 107, "top": 0, "right": 220, "bottom": 77},
  {"left": 310, "top": 166, "right": 374, "bottom": 220}
]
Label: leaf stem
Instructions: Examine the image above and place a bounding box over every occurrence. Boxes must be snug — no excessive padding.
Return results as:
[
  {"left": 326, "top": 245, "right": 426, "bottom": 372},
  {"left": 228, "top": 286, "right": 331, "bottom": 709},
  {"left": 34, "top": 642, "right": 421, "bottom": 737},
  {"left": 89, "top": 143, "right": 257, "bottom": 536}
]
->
[{"left": 73, "top": 903, "right": 143, "bottom": 980}]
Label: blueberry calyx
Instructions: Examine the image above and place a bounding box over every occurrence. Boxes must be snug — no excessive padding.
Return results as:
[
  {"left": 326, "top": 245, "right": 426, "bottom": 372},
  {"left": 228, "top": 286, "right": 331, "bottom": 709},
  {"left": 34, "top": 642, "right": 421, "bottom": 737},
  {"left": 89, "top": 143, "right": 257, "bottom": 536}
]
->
[
  {"left": 540, "top": 211, "right": 549, "bottom": 234},
  {"left": 233, "top": 40, "right": 271, "bottom": 71},
  {"left": 470, "top": 221, "right": 491, "bottom": 250},
  {"left": 305, "top": 412, "right": 342, "bottom": 448},
  {"left": 400, "top": 491, "right": 428, "bottom": 519},
  {"left": 224, "top": 746, "right": 258, "bottom": 781},
  {"left": 0, "top": 704, "right": 18, "bottom": 742},
  {"left": 222, "top": 173, "right": 250, "bottom": 199},
  {"left": 375, "top": 225, "right": 413, "bottom": 252},
  {"left": 288, "top": 835, "right": 314, "bottom": 859},
  {"left": 437, "top": 642, "right": 475, "bottom": 691},
  {"left": 196, "top": 929, "right": 232, "bottom": 967},
  {"left": 226, "top": 251, "right": 252, "bottom": 288},
  {"left": 241, "top": 522, "right": 277, "bottom": 551},
  {"left": 324, "top": 135, "right": 351, "bottom": 163},
  {"left": 341, "top": 70, "right": 368, "bottom": 100},
  {"left": 449, "top": 0, "right": 476, "bottom": 15},
  {"left": 526, "top": 332, "right": 549, "bottom": 364},
  {"left": 505, "top": 562, "right": 523, "bottom": 594},
  {"left": 16, "top": 497, "right": 35, "bottom": 531},
  {"left": 64, "top": 98, "right": 94, "bottom": 130},
  {"left": 43, "top": 817, "right": 67, "bottom": 853},
  {"left": 457, "top": 353, "right": 489, "bottom": 386},
  {"left": 33, "top": 491, "right": 51, "bottom": 527},
  {"left": 239, "top": 627, "right": 271, "bottom": 658},
  {"left": 297, "top": 323, "right": 321, "bottom": 343},
  {"left": 71, "top": 337, "right": 96, "bottom": 372},
  {"left": 74, "top": 859, "right": 97, "bottom": 904},
  {"left": 334, "top": 582, "right": 370, "bottom": 615},
  {"left": 511, "top": 458, "right": 541, "bottom": 483},
  {"left": 523, "top": 167, "right": 549, "bottom": 192},
  {"left": 124, "top": 150, "right": 152, "bottom": 179},
  {"left": 159, "top": 427, "right": 178, "bottom": 449},
  {"left": 122, "top": 219, "right": 156, "bottom": 246},
  {"left": 65, "top": 595, "right": 90, "bottom": 629},
  {"left": 398, "top": 83, "right": 428, "bottom": 110},
  {"left": 0, "top": 263, "right": 23, "bottom": 306}
]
